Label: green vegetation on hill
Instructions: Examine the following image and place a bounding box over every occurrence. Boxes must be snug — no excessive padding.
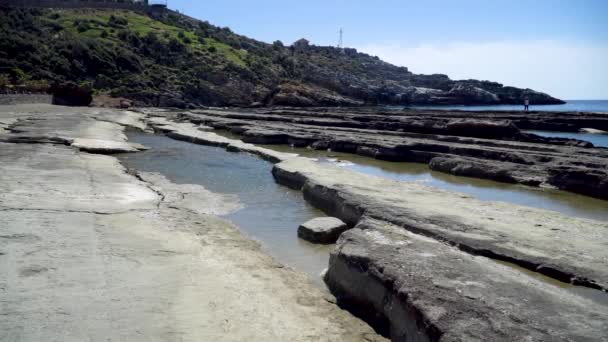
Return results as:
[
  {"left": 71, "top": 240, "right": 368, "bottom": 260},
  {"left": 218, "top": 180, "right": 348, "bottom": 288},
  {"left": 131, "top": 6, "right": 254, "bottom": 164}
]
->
[{"left": 0, "top": 7, "right": 564, "bottom": 107}]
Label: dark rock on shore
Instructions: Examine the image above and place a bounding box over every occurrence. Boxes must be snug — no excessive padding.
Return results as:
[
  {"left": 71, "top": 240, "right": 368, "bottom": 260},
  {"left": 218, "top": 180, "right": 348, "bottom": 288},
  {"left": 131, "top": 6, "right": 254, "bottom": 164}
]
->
[
  {"left": 430, "top": 156, "right": 519, "bottom": 184},
  {"left": 50, "top": 83, "right": 93, "bottom": 107},
  {"left": 547, "top": 167, "right": 608, "bottom": 199},
  {"left": 444, "top": 119, "right": 520, "bottom": 139}
]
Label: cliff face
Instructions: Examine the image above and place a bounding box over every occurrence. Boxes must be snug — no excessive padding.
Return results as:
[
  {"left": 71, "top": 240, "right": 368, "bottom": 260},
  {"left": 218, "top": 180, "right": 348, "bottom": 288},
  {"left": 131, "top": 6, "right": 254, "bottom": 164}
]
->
[{"left": 0, "top": 8, "right": 564, "bottom": 107}]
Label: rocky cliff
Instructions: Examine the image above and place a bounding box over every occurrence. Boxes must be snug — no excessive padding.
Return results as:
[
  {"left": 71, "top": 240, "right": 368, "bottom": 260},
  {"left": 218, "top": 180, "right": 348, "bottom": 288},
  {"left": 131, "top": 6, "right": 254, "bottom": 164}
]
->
[{"left": 0, "top": 7, "right": 564, "bottom": 107}]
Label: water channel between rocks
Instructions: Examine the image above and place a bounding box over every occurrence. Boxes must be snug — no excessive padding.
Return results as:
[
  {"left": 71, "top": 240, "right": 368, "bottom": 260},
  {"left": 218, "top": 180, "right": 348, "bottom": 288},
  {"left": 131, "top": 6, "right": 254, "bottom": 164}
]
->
[
  {"left": 258, "top": 145, "right": 608, "bottom": 222},
  {"left": 119, "top": 131, "right": 608, "bottom": 305},
  {"left": 119, "top": 131, "right": 331, "bottom": 287},
  {"left": 211, "top": 130, "right": 608, "bottom": 222}
]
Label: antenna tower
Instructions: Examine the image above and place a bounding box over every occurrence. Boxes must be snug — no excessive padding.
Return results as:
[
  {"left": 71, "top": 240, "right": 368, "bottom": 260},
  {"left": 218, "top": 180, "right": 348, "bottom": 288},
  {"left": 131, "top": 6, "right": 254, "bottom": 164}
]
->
[{"left": 338, "top": 28, "right": 344, "bottom": 49}]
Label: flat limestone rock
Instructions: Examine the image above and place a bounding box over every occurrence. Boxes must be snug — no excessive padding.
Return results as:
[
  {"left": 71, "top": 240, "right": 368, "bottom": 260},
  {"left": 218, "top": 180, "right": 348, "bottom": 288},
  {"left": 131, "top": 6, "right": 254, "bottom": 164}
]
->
[
  {"left": 179, "top": 108, "right": 608, "bottom": 199},
  {"left": 0, "top": 142, "right": 159, "bottom": 214},
  {"left": 273, "top": 157, "right": 608, "bottom": 290},
  {"left": 298, "top": 217, "right": 348, "bottom": 244},
  {"left": 0, "top": 105, "right": 385, "bottom": 342},
  {"left": 325, "top": 218, "right": 608, "bottom": 341},
  {"left": 146, "top": 115, "right": 298, "bottom": 163},
  {"left": 71, "top": 138, "right": 145, "bottom": 153}
]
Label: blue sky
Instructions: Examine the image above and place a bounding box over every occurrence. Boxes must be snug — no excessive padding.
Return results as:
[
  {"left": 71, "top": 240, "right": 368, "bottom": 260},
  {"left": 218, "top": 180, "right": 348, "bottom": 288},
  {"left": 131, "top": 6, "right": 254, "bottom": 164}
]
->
[{"left": 169, "top": 0, "right": 608, "bottom": 99}]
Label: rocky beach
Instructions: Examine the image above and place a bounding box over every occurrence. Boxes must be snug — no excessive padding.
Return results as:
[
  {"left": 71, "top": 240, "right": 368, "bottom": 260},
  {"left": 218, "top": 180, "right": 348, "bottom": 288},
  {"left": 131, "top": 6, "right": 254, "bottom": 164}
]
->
[
  {"left": 2, "top": 0, "right": 607, "bottom": 340},
  {"left": 1, "top": 103, "right": 608, "bottom": 341},
  {"left": 0, "top": 104, "right": 384, "bottom": 341}
]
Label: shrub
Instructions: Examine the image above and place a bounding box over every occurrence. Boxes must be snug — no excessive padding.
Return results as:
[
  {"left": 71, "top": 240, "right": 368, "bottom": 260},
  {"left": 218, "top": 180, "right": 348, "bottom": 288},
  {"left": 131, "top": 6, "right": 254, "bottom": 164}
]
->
[
  {"left": 24, "top": 79, "right": 49, "bottom": 92},
  {"left": 10, "top": 67, "right": 26, "bottom": 84},
  {"left": 108, "top": 15, "right": 128, "bottom": 28},
  {"left": 76, "top": 21, "right": 90, "bottom": 33},
  {"left": 168, "top": 38, "right": 185, "bottom": 52},
  {"left": 0, "top": 74, "right": 10, "bottom": 88},
  {"left": 208, "top": 46, "right": 217, "bottom": 53},
  {"left": 47, "top": 21, "right": 64, "bottom": 32},
  {"left": 100, "top": 30, "right": 109, "bottom": 38}
]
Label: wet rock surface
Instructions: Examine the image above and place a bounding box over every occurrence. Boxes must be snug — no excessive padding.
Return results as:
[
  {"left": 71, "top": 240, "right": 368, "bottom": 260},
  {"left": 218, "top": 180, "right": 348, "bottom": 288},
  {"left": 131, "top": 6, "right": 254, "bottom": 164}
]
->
[
  {"left": 0, "top": 104, "right": 384, "bottom": 342},
  {"left": 325, "top": 218, "right": 608, "bottom": 341},
  {"left": 117, "top": 109, "right": 608, "bottom": 341},
  {"left": 298, "top": 217, "right": 349, "bottom": 244},
  {"left": 174, "top": 107, "right": 608, "bottom": 200},
  {"left": 272, "top": 158, "right": 608, "bottom": 291}
]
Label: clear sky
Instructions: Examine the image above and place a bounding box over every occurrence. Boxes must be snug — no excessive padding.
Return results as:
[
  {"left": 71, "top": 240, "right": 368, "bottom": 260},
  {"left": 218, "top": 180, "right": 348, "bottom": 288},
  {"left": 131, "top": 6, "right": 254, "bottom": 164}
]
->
[{"left": 169, "top": 0, "right": 608, "bottom": 100}]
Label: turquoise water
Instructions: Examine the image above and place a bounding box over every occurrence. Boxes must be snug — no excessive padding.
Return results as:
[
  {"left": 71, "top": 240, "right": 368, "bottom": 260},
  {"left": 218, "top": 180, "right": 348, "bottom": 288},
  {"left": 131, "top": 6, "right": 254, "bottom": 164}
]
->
[
  {"left": 410, "top": 100, "right": 608, "bottom": 112},
  {"left": 526, "top": 130, "right": 608, "bottom": 148}
]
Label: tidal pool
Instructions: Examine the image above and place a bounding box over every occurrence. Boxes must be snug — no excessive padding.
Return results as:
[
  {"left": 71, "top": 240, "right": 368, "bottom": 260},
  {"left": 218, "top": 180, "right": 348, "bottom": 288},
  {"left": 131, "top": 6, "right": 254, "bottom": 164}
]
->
[
  {"left": 119, "top": 132, "right": 332, "bottom": 286},
  {"left": 119, "top": 131, "right": 607, "bottom": 305}
]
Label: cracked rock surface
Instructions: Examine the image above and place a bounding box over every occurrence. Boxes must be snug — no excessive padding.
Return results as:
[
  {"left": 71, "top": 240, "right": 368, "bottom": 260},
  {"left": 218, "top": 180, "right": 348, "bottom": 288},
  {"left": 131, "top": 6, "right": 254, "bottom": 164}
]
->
[
  {"left": 0, "top": 104, "right": 383, "bottom": 342},
  {"left": 125, "top": 107, "right": 608, "bottom": 341},
  {"left": 273, "top": 157, "right": 608, "bottom": 291},
  {"left": 326, "top": 218, "right": 608, "bottom": 341}
]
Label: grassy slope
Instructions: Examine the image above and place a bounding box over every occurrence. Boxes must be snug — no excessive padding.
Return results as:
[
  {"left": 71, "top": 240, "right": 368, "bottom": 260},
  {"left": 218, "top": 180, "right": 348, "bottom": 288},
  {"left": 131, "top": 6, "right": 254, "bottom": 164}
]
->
[
  {"left": 56, "top": 10, "right": 247, "bottom": 66},
  {"left": 0, "top": 7, "right": 562, "bottom": 106}
]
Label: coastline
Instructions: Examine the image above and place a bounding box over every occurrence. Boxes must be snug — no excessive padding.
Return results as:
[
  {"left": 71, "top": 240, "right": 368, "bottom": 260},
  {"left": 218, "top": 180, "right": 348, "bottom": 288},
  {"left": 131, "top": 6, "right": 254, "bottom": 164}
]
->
[
  {"left": 2, "top": 103, "right": 607, "bottom": 341},
  {"left": 0, "top": 104, "right": 384, "bottom": 341}
]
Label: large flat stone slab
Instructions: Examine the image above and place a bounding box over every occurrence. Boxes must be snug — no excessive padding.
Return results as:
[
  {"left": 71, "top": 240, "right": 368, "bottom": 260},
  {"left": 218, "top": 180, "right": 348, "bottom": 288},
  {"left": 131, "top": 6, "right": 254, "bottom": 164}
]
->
[
  {"left": 0, "top": 104, "right": 147, "bottom": 153},
  {"left": 146, "top": 115, "right": 298, "bottom": 162},
  {"left": 325, "top": 218, "right": 608, "bottom": 341},
  {"left": 273, "top": 157, "right": 608, "bottom": 290},
  {"left": 0, "top": 106, "right": 384, "bottom": 341},
  {"left": 0, "top": 143, "right": 159, "bottom": 214}
]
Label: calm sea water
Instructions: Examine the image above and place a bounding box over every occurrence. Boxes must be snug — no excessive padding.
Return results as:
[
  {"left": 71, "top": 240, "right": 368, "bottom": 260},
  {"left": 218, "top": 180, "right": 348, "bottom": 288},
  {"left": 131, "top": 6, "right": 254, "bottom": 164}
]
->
[{"left": 411, "top": 100, "right": 608, "bottom": 112}]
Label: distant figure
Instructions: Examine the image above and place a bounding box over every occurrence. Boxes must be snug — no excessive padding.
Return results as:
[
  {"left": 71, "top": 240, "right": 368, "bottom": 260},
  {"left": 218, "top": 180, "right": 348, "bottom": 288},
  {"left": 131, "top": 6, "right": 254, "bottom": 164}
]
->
[{"left": 524, "top": 97, "right": 530, "bottom": 112}]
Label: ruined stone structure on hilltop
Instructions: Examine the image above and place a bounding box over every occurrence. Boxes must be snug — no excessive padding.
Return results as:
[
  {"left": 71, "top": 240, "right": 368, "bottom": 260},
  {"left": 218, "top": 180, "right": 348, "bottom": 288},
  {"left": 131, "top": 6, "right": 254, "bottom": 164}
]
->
[{"left": 1, "top": 0, "right": 167, "bottom": 13}]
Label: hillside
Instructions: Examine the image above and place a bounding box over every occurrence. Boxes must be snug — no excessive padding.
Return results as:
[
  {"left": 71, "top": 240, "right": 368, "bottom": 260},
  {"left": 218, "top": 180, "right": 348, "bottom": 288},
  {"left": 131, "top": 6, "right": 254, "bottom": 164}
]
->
[{"left": 0, "top": 7, "right": 565, "bottom": 107}]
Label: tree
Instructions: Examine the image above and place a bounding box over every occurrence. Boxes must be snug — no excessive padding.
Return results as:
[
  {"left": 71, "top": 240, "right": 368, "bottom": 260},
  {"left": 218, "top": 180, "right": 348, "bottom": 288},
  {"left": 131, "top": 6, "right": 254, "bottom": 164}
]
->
[{"left": 0, "top": 74, "right": 10, "bottom": 89}]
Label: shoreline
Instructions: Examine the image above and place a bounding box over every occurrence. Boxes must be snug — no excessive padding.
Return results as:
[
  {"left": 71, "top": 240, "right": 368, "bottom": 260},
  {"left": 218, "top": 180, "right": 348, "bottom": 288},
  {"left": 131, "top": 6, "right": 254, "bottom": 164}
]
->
[
  {"left": 2, "top": 103, "right": 608, "bottom": 341},
  {"left": 0, "top": 104, "right": 384, "bottom": 341},
  {"left": 136, "top": 108, "right": 608, "bottom": 340}
]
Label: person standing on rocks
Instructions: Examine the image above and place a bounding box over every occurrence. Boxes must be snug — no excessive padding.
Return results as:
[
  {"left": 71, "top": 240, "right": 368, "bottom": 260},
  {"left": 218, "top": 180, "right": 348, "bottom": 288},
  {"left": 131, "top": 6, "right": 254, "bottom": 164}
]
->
[{"left": 524, "top": 97, "right": 530, "bottom": 112}]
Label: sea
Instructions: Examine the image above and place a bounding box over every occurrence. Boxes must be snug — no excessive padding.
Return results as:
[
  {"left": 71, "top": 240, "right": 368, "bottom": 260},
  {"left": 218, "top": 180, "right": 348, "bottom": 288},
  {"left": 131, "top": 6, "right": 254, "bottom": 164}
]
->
[
  {"left": 411, "top": 100, "right": 608, "bottom": 113},
  {"left": 403, "top": 100, "right": 608, "bottom": 148}
]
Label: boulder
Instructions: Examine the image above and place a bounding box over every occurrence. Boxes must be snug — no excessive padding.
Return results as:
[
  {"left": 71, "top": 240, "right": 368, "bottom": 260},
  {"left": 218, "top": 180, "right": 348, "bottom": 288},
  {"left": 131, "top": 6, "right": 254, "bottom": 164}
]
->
[
  {"left": 429, "top": 156, "right": 519, "bottom": 184},
  {"left": 50, "top": 82, "right": 93, "bottom": 107},
  {"left": 298, "top": 217, "right": 349, "bottom": 244},
  {"left": 445, "top": 118, "right": 521, "bottom": 139},
  {"left": 548, "top": 167, "right": 608, "bottom": 200}
]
